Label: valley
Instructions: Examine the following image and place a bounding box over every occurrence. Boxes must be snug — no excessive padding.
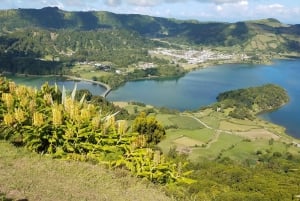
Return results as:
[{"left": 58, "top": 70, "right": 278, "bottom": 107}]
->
[{"left": 0, "top": 6, "right": 300, "bottom": 201}]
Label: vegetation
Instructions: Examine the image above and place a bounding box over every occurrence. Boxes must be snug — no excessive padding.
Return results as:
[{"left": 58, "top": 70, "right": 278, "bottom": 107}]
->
[
  {"left": 1, "top": 7, "right": 300, "bottom": 200},
  {"left": 0, "top": 77, "right": 193, "bottom": 185},
  {"left": 0, "top": 141, "right": 172, "bottom": 201},
  {"left": 1, "top": 79, "right": 300, "bottom": 200},
  {"left": 132, "top": 112, "right": 166, "bottom": 146},
  {"left": 168, "top": 157, "right": 300, "bottom": 201},
  {"left": 215, "top": 84, "right": 289, "bottom": 119},
  {"left": 0, "top": 7, "right": 299, "bottom": 89}
]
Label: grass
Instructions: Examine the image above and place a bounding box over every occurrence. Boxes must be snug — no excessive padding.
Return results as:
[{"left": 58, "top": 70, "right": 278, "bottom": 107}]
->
[
  {"left": 182, "top": 128, "right": 215, "bottom": 142},
  {"left": 169, "top": 116, "right": 204, "bottom": 129},
  {"left": 222, "top": 139, "right": 299, "bottom": 161},
  {"left": 222, "top": 140, "right": 270, "bottom": 160},
  {"left": 70, "top": 64, "right": 113, "bottom": 80},
  {"left": 198, "top": 115, "right": 220, "bottom": 128},
  {"left": 158, "top": 128, "right": 214, "bottom": 154},
  {"left": 219, "top": 120, "right": 260, "bottom": 131},
  {"left": 0, "top": 141, "right": 172, "bottom": 201},
  {"left": 155, "top": 114, "right": 177, "bottom": 127},
  {"left": 190, "top": 133, "right": 244, "bottom": 161},
  {"left": 155, "top": 106, "right": 300, "bottom": 163}
]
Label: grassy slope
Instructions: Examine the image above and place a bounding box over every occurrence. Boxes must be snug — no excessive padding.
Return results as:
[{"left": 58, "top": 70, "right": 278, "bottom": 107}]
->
[{"left": 0, "top": 141, "right": 172, "bottom": 201}]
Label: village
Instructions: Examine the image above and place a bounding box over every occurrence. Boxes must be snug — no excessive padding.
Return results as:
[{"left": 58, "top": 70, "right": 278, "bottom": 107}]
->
[
  {"left": 75, "top": 48, "right": 252, "bottom": 76},
  {"left": 149, "top": 48, "right": 251, "bottom": 65}
]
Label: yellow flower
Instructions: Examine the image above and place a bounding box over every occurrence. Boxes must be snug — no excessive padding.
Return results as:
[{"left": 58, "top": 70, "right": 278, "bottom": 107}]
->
[
  {"left": 136, "top": 135, "right": 147, "bottom": 148},
  {"left": 28, "top": 100, "right": 36, "bottom": 113},
  {"left": 15, "top": 85, "right": 27, "bottom": 98},
  {"left": 80, "top": 108, "right": 91, "bottom": 122},
  {"left": 33, "top": 112, "right": 44, "bottom": 127},
  {"left": 92, "top": 116, "right": 101, "bottom": 129},
  {"left": 14, "top": 108, "right": 26, "bottom": 123},
  {"left": 52, "top": 105, "right": 62, "bottom": 126},
  {"left": 2, "top": 93, "right": 14, "bottom": 109},
  {"left": 87, "top": 104, "right": 97, "bottom": 115},
  {"left": 20, "top": 98, "right": 29, "bottom": 108},
  {"left": 117, "top": 120, "right": 127, "bottom": 135},
  {"left": 3, "top": 113, "right": 14, "bottom": 125},
  {"left": 43, "top": 93, "right": 53, "bottom": 105}
]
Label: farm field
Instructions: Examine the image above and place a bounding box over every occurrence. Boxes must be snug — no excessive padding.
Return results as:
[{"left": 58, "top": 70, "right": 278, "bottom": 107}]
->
[{"left": 155, "top": 108, "right": 300, "bottom": 162}]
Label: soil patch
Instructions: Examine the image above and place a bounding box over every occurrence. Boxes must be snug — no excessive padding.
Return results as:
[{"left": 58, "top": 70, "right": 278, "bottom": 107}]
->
[{"left": 236, "top": 129, "right": 280, "bottom": 140}]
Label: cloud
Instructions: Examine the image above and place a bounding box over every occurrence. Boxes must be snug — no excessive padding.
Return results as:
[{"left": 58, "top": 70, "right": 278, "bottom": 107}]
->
[
  {"left": 104, "top": 0, "right": 122, "bottom": 6},
  {"left": 199, "top": 0, "right": 247, "bottom": 4},
  {"left": 0, "top": 0, "right": 251, "bottom": 9},
  {"left": 103, "top": 0, "right": 250, "bottom": 7},
  {"left": 256, "top": 3, "right": 287, "bottom": 15}
]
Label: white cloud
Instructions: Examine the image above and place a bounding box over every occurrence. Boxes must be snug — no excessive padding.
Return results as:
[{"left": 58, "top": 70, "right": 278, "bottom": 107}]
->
[
  {"left": 103, "top": 0, "right": 250, "bottom": 7},
  {"left": 268, "top": 4, "right": 284, "bottom": 9},
  {"left": 104, "top": 0, "right": 122, "bottom": 6},
  {"left": 239, "top": 0, "right": 248, "bottom": 6},
  {"left": 216, "top": 5, "right": 223, "bottom": 11},
  {"left": 256, "top": 3, "right": 287, "bottom": 15},
  {"left": 128, "top": 0, "right": 161, "bottom": 7},
  {"left": 209, "top": 0, "right": 246, "bottom": 4}
]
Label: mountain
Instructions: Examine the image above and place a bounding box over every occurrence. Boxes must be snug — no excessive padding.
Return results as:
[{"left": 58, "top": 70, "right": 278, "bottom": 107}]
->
[
  {"left": 0, "top": 7, "right": 299, "bottom": 75},
  {"left": 1, "top": 7, "right": 300, "bottom": 47}
]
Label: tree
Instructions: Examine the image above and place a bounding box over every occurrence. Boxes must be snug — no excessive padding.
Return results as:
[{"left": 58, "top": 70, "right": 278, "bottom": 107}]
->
[{"left": 132, "top": 112, "right": 166, "bottom": 146}]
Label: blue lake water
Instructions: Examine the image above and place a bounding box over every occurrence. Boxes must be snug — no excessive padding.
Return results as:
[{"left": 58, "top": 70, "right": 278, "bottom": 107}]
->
[
  {"left": 6, "top": 59, "right": 300, "bottom": 138},
  {"left": 107, "top": 60, "right": 300, "bottom": 138},
  {"left": 6, "top": 76, "right": 107, "bottom": 96}
]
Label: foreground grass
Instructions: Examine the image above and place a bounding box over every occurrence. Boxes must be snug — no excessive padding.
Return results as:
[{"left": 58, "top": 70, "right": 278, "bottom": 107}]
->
[{"left": 0, "top": 141, "right": 172, "bottom": 201}]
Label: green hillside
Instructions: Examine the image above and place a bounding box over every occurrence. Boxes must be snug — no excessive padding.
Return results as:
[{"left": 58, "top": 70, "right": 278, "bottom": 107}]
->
[
  {"left": 0, "top": 8, "right": 299, "bottom": 77},
  {"left": 1, "top": 78, "right": 300, "bottom": 200},
  {"left": 0, "top": 7, "right": 299, "bottom": 48}
]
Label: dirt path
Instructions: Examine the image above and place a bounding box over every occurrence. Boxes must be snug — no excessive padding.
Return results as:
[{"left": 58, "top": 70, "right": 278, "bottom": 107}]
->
[
  {"left": 181, "top": 113, "right": 213, "bottom": 129},
  {"left": 180, "top": 113, "right": 228, "bottom": 149},
  {"left": 205, "top": 130, "right": 221, "bottom": 149}
]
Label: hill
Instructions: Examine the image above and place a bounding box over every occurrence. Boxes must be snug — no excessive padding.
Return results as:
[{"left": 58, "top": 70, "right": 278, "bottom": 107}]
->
[
  {"left": 215, "top": 84, "right": 289, "bottom": 120},
  {"left": 0, "top": 7, "right": 299, "bottom": 82},
  {"left": 0, "top": 141, "right": 171, "bottom": 201},
  {"left": 0, "top": 7, "right": 299, "bottom": 48},
  {"left": 1, "top": 78, "right": 300, "bottom": 200}
]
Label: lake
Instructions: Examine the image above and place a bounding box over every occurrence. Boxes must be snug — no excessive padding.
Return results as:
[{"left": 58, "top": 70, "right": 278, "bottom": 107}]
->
[
  {"left": 107, "top": 59, "right": 300, "bottom": 138},
  {"left": 6, "top": 76, "right": 107, "bottom": 96},
  {"left": 5, "top": 59, "right": 300, "bottom": 138}
]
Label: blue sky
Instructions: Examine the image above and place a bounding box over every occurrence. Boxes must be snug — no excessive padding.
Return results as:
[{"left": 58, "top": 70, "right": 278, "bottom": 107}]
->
[{"left": 0, "top": 0, "right": 299, "bottom": 24}]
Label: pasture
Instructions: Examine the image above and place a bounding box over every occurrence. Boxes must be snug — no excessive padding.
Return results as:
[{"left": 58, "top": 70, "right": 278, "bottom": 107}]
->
[{"left": 157, "top": 108, "right": 300, "bottom": 162}]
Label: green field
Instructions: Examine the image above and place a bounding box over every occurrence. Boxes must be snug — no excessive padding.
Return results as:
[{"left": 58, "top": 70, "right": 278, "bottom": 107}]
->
[
  {"left": 159, "top": 128, "right": 214, "bottom": 154},
  {"left": 156, "top": 108, "right": 300, "bottom": 163},
  {"left": 70, "top": 64, "right": 113, "bottom": 80},
  {"left": 189, "top": 133, "right": 243, "bottom": 160},
  {"left": 169, "top": 116, "right": 204, "bottom": 129}
]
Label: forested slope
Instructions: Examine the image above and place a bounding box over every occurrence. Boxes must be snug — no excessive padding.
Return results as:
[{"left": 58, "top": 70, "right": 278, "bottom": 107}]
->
[{"left": 0, "top": 7, "right": 299, "bottom": 76}]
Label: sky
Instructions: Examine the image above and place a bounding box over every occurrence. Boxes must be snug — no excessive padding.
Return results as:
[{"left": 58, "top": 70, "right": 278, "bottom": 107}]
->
[{"left": 0, "top": 0, "right": 299, "bottom": 24}]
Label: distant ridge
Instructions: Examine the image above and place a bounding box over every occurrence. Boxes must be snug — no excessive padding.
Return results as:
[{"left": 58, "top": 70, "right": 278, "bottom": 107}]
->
[
  {"left": 0, "top": 7, "right": 299, "bottom": 75},
  {"left": 0, "top": 7, "right": 299, "bottom": 41}
]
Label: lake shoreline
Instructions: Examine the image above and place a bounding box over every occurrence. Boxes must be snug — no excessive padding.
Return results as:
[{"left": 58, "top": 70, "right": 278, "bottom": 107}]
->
[{"left": 1, "top": 73, "right": 112, "bottom": 98}]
